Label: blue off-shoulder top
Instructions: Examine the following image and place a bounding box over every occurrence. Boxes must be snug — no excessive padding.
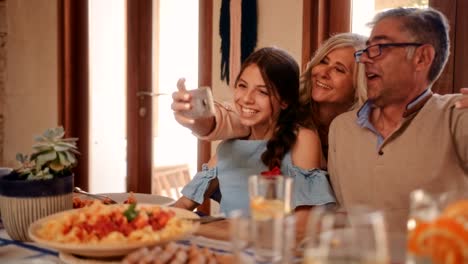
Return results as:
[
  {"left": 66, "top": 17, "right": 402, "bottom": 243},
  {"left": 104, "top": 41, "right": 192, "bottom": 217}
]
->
[{"left": 181, "top": 139, "right": 336, "bottom": 216}]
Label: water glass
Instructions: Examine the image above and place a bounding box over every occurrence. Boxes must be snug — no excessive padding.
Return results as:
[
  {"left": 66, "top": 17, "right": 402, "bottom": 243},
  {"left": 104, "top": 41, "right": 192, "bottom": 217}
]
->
[
  {"left": 303, "top": 206, "right": 390, "bottom": 264},
  {"left": 230, "top": 210, "right": 296, "bottom": 264}
]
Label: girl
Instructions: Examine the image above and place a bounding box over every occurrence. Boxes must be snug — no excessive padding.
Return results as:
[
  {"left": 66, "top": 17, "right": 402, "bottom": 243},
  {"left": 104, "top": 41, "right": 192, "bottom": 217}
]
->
[{"left": 172, "top": 47, "right": 335, "bottom": 229}]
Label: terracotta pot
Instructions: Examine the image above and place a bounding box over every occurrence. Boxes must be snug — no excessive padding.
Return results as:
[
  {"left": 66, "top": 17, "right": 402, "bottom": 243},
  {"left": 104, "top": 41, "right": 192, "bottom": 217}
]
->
[{"left": 0, "top": 173, "right": 73, "bottom": 241}]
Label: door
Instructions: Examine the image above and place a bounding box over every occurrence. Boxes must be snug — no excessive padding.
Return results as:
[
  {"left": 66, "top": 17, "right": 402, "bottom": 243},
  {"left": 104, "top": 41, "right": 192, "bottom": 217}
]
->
[{"left": 88, "top": 0, "right": 206, "bottom": 195}]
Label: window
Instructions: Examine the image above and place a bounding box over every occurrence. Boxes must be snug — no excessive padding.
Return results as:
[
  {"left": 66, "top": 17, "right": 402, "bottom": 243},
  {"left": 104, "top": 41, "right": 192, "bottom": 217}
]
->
[{"left": 351, "top": 0, "right": 428, "bottom": 36}]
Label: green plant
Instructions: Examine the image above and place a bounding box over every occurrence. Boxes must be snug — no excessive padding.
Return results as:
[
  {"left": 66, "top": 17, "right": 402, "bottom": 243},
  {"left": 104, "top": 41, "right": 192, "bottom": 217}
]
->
[{"left": 13, "top": 127, "right": 79, "bottom": 180}]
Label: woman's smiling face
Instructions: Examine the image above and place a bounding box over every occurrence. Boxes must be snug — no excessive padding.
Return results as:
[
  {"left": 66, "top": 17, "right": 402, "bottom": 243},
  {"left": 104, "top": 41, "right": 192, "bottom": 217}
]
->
[{"left": 311, "top": 47, "right": 356, "bottom": 107}]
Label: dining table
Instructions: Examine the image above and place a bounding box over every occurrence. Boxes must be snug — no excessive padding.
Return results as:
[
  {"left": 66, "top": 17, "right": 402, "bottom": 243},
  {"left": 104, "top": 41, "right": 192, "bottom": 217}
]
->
[
  {"left": 1, "top": 216, "right": 407, "bottom": 264},
  {"left": 0, "top": 217, "right": 244, "bottom": 264}
]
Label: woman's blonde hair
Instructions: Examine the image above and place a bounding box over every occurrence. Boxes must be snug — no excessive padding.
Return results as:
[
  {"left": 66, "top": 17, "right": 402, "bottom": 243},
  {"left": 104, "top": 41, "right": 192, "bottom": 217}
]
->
[{"left": 300, "top": 33, "right": 368, "bottom": 111}]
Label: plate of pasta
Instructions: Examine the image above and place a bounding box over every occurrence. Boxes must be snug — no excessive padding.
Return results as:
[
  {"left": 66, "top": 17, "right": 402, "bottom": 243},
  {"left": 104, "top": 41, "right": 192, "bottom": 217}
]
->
[{"left": 28, "top": 201, "right": 199, "bottom": 257}]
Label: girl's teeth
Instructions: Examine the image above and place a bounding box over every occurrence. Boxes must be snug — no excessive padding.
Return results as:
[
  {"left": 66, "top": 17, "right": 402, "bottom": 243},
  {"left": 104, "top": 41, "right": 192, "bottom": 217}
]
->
[{"left": 242, "top": 108, "right": 256, "bottom": 114}]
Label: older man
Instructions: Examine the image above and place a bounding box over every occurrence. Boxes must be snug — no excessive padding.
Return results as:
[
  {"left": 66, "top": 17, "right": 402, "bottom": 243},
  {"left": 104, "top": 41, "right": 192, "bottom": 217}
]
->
[{"left": 328, "top": 6, "right": 468, "bottom": 256}]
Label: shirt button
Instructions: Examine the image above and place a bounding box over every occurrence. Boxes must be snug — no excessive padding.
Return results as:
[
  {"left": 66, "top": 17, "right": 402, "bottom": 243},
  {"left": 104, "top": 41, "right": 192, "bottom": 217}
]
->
[{"left": 378, "top": 150, "right": 384, "bottom": 155}]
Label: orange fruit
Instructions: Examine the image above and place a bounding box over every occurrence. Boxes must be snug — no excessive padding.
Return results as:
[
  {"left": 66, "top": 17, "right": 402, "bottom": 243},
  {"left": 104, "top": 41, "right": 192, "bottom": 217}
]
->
[
  {"left": 442, "top": 199, "right": 468, "bottom": 224},
  {"left": 408, "top": 217, "right": 468, "bottom": 264},
  {"left": 407, "top": 220, "right": 431, "bottom": 255}
]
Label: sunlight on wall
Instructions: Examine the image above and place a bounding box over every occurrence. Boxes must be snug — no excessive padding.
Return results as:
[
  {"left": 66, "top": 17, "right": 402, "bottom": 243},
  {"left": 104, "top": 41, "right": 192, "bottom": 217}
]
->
[
  {"left": 89, "top": 0, "right": 126, "bottom": 193},
  {"left": 154, "top": 0, "right": 198, "bottom": 178}
]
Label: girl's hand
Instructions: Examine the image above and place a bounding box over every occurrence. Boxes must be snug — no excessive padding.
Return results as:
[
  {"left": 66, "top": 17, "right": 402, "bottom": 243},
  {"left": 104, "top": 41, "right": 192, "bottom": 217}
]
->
[
  {"left": 172, "top": 78, "right": 194, "bottom": 126},
  {"left": 171, "top": 78, "right": 215, "bottom": 136}
]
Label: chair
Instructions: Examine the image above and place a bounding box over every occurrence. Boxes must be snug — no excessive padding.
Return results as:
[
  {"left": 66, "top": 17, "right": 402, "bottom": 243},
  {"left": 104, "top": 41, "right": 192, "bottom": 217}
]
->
[{"left": 152, "top": 164, "right": 191, "bottom": 200}]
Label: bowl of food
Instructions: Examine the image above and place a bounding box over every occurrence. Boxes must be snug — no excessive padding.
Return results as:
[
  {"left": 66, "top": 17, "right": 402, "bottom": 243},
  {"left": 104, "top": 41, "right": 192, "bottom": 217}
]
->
[{"left": 28, "top": 202, "right": 199, "bottom": 257}]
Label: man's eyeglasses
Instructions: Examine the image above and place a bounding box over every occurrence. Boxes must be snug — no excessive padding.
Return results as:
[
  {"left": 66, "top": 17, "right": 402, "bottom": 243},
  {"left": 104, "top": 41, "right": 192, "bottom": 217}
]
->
[{"left": 354, "top": 43, "right": 424, "bottom": 63}]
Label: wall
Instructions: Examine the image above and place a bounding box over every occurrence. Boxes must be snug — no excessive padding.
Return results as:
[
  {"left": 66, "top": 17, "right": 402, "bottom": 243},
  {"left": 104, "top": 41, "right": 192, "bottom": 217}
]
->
[
  {"left": 211, "top": 0, "right": 303, "bottom": 102},
  {"left": 2, "top": 0, "right": 58, "bottom": 167}
]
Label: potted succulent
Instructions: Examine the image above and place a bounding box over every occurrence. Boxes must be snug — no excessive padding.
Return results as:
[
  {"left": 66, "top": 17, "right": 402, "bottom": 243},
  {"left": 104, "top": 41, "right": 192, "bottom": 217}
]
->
[{"left": 0, "top": 127, "right": 79, "bottom": 241}]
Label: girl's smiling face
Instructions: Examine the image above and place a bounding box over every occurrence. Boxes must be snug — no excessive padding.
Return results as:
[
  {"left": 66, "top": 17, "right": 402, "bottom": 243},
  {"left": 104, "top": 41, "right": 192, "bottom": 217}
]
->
[{"left": 234, "top": 64, "right": 283, "bottom": 138}]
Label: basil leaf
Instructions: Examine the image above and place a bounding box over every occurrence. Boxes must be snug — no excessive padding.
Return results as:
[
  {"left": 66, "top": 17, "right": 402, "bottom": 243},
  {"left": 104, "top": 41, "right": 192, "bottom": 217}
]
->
[{"left": 123, "top": 203, "right": 139, "bottom": 222}]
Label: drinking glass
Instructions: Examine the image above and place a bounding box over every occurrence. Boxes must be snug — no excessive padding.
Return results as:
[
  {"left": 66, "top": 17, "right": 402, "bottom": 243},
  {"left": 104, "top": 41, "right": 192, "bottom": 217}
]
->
[
  {"left": 406, "top": 189, "right": 468, "bottom": 264},
  {"left": 248, "top": 175, "right": 294, "bottom": 263},
  {"left": 230, "top": 210, "right": 253, "bottom": 263},
  {"left": 303, "top": 206, "right": 390, "bottom": 264},
  {"left": 230, "top": 209, "right": 296, "bottom": 264},
  {"left": 248, "top": 174, "right": 293, "bottom": 217}
]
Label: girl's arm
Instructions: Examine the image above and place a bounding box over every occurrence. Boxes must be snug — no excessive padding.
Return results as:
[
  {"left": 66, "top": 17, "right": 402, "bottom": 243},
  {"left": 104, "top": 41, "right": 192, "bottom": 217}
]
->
[
  {"left": 172, "top": 155, "right": 219, "bottom": 211},
  {"left": 290, "top": 127, "right": 322, "bottom": 169},
  {"left": 295, "top": 205, "right": 313, "bottom": 241},
  {"left": 171, "top": 196, "right": 200, "bottom": 211},
  {"left": 290, "top": 128, "right": 329, "bottom": 238}
]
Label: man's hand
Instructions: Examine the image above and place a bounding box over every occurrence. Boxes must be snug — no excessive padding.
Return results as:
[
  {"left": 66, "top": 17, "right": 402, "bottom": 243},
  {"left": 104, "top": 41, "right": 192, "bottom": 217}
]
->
[
  {"left": 171, "top": 78, "right": 215, "bottom": 136},
  {"left": 455, "top": 88, "right": 468, "bottom": 109}
]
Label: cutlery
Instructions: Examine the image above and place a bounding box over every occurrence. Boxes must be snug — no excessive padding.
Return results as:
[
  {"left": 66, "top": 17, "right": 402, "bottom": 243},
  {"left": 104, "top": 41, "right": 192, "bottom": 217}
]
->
[
  {"left": 185, "top": 216, "right": 226, "bottom": 224},
  {"left": 73, "top": 187, "right": 118, "bottom": 204}
]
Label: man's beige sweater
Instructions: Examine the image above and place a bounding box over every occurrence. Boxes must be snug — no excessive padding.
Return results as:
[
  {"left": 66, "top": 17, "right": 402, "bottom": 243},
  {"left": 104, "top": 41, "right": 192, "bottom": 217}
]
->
[{"left": 328, "top": 93, "right": 468, "bottom": 236}]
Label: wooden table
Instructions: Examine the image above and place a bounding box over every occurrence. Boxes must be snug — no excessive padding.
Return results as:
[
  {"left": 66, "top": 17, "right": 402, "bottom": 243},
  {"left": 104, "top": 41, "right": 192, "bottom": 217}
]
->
[{"left": 195, "top": 219, "right": 231, "bottom": 241}]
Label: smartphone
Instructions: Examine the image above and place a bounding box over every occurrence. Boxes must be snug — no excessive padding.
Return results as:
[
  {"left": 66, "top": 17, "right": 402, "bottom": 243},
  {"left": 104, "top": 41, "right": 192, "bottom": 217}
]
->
[{"left": 183, "top": 87, "right": 215, "bottom": 119}]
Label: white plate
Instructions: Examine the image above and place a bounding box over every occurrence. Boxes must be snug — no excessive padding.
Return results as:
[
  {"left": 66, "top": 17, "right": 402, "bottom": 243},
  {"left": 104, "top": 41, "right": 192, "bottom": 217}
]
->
[
  {"left": 75, "top": 192, "right": 174, "bottom": 206},
  {"left": 28, "top": 205, "right": 199, "bottom": 258},
  {"left": 59, "top": 252, "right": 121, "bottom": 264},
  {"left": 99, "top": 192, "right": 174, "bottom": 206}
]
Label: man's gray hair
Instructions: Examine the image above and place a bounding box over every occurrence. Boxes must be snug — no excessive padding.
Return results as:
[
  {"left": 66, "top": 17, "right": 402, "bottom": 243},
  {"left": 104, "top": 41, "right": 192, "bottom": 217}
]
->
[{"left": 369, "top": 7, "right": 450, "bottom": 84}]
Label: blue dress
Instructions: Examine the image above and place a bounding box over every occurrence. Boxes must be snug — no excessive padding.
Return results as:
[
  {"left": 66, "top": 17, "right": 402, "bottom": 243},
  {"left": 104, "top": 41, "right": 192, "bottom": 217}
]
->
[{"left": 181, "top": 139, "right": 336, "bottom": 216}]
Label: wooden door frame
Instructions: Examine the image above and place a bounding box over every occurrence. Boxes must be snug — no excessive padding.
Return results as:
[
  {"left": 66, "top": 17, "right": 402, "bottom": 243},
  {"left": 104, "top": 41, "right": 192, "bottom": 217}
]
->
[
  {"left": 430, "top": 0, "right": 468, "bottom": 93},
  {"left": 57, "top": 0, "right": 89, "bottom": 190},
  {"left": 127, "top": 0, "right": 153, "bottom": 193},
  {"left": 301, "top": 0, "right": 350, "bottom": 71},
  {"left": 196, "top": 0, "right": 213, "bottom": 215}
]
